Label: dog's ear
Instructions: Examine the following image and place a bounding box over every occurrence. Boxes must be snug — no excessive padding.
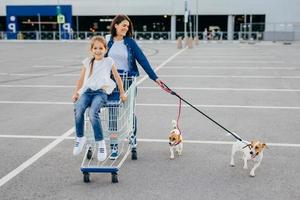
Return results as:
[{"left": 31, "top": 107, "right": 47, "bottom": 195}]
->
[{"left": 262, "top": 143, "right": 268, "bottom": 149}]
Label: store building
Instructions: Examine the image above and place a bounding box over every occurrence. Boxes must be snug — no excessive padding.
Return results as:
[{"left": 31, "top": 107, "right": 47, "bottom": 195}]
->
[{"left": 0, "top": 0, "right": 299, "bottom": 40}]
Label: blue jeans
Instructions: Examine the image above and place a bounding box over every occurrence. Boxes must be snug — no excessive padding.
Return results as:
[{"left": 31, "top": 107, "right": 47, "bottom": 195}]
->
[{"left": 74, "top": 89, "right": 107, "bottom": 141}]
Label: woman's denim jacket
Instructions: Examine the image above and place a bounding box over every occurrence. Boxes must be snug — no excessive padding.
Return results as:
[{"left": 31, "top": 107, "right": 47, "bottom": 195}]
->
[{"left": 106, "top": 36, "right": 158, "bottom": 81}]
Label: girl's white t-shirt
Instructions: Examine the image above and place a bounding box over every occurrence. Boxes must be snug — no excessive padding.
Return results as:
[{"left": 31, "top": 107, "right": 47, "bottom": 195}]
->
[{"left": 78, "top": 57, "right": 116, "bottom": 95}]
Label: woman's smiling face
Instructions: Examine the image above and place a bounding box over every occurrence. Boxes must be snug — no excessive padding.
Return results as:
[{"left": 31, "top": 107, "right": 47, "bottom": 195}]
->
[{"left": 115, "top": 20, "right": 129, "bottom": 37}]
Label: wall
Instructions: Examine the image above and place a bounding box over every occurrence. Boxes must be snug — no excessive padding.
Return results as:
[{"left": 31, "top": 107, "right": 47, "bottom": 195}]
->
[{"left": 1, "top": 0, "right": 300, "bottom": 39}]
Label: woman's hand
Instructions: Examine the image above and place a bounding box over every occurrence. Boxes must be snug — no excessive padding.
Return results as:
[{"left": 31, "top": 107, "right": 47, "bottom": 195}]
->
[
  {"left": 155, "top": 79, "right": 164, "bottom": 87},
  {"left": 120, "top": 93, "right": 128, "bottom": 102},
  {"left": 72, "top": 92, "right": 79, "bottom": 102}
]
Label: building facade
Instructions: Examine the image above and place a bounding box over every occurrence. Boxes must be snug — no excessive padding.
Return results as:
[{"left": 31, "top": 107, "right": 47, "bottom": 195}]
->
[{"left": 0, "top": 0, "right": 299, "bottom": 40}]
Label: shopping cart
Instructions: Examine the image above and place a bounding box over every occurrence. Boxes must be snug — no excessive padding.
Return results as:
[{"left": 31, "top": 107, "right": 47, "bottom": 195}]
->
[{"left": 80, "top": 75, "right": 136, "bottom": 183}]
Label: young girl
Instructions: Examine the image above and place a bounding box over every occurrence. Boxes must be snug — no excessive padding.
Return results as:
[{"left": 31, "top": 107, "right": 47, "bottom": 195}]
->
[{"left": 72, "top": 36, "right": 127, "bottom": 161}]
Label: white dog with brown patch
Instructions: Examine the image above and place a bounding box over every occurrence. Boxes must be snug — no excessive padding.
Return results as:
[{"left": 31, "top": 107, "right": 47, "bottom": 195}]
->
[
  {"left": 169, "top": 120, "right": 183, "bottom": 159},
  {"left": 230, "top": 139, "right": 267, "bottom": 177}
]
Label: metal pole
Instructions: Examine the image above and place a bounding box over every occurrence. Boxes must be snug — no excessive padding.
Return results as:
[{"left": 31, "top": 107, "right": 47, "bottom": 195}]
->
[
  {"left": 37, "top": 13, "right": 41, "bottom": 40},
  {"left": 189, "top": 10, "right": 192, "bottom": 37},
  {"left": 249, "top": 15, "right": 253, "bottom": 39},
  {"left": 184, "top": 0, "right": 188, "bottom": 39},
  {"left": 57, "top": 0, "right": 61, "bottom": 40},
  {"left": 196, "top": 0, "right": 198, "bottom": 38},
  {"left": 76, "top": 15, "right": 79, "bottom": 38},
  {"left": 244, "top": 14, "right": 247, "bottom": 40}
]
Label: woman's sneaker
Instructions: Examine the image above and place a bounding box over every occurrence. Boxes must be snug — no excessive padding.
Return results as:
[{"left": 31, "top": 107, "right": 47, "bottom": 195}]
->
[
  {"left": 73, "top": 136, "right": 86, "bottom": 155},
  {"left": 110, "top": 145, "right": 119, "bottom": 160},
  {"left": 97, "top": 140, "right": 107, "bottom": 161}
]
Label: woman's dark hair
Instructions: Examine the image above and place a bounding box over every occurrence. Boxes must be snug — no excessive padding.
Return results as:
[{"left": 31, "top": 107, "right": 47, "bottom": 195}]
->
[{"left": 110, "top": 15, "right": 133, "bottom": 37}]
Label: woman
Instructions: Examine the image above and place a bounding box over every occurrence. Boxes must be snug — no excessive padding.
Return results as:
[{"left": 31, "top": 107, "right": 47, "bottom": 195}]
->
[{"left": 106, "top": 14, "right": 162, "bottom": 160}]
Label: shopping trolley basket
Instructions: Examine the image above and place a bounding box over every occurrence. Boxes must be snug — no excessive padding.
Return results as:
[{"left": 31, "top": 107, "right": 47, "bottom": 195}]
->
[{"left": 80, "top": 75, "right": 136, "bottom": 183}]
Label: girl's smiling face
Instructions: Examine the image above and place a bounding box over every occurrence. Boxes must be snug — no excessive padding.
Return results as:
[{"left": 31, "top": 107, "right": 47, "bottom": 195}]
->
[
  {"left": 115, "top": 20, "right": 129, "bottom": 37},
  {"left": 91, "top": 40, "right": 106, "bottom": 60}
]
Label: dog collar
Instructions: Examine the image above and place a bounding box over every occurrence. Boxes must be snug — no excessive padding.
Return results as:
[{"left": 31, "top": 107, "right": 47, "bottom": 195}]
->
[{"left": 171, "top": 140, "right": 182, "bottom": 146}]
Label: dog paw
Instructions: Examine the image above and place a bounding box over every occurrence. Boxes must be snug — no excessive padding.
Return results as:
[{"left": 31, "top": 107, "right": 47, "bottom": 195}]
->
[
  {"left": 230, "top": 164, "right": 235, "bottom": 167},
  {"left": 170, "top": 157, "right": 175, "bottom": 160},
  {"left": 243, "top": 166, "right": 248, "bottom": 169},
  {"left": 250, "top": 170, "right": 255, "bottom": 177}
]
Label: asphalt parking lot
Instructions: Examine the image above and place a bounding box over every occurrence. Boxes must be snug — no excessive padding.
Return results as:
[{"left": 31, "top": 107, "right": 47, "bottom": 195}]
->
[{"left": 0, "top": 40, "right": 300, "bottom": 200}]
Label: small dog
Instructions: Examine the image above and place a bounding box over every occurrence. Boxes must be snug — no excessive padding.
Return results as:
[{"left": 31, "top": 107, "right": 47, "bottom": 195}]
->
[
  {"left": 169, "top": 120, "right": 183, "bottom": 159},
  {"left": 230, "top": 139, "right": 267, "bottom": 177}
]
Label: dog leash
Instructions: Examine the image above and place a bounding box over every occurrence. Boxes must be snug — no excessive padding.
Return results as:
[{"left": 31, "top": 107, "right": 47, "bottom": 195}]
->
[
  {"left": 159, "top": 81, "right": 247, "bottom": 144},
  {"left": 176, "top": 98, "right": 182, "bottom": 135}
]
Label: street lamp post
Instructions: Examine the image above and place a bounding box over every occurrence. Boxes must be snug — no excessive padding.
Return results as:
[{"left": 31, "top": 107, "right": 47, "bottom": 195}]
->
[
  {"left": 57, "top": 5, "right": 61, "bottom": 40},
  {"left": 57, "top": 0, "right": 61, "bottom": 40},
  {"left": 196, "top": 0, "right": 198, "bottom": 38},
  {"left": 37, "top": 13, "right": 41, "bottom": 40}
]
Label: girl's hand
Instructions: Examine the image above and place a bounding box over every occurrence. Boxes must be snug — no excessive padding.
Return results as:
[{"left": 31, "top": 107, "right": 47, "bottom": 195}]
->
[
  {"left": 120, "top": 93, "right": 127, "bottom": 102},
  {"left": 72, "top": 92, "right": 79, "bottom": 102}
]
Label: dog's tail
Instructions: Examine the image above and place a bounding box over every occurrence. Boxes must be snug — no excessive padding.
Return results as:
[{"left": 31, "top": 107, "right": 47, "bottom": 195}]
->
[{"left": 172, "top": 120, "right": 177, "bottom": 129}]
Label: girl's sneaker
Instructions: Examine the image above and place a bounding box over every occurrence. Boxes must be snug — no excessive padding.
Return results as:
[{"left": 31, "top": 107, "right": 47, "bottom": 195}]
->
[
  {"left": 110, "top": 145, "right": 119, "bottom": 160},
  {"left": 97, "top": 140, "right": 107, "bottom": 161},
  {"left": 73, "top": 136, "right": 87, "bottom": 155}
]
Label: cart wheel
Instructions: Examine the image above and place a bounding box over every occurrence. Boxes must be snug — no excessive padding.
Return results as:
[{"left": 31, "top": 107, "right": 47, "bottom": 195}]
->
[
  {"left": 83, "top": 172, "right": 90, "bottom": 183},
  {"left": 87, "top": 148, "right": 92, "bottom": 160},
  {"left": 131, "top": 149, "right": 137, "bottom": 160},
  {"left": 111, "top": 173, "right": 118, "bottom": 183}
]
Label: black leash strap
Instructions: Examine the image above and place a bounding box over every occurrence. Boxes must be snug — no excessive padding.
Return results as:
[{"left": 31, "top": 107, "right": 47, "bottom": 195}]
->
[{"left": 159, "top": 81, "right": 243, "bottom": 142}]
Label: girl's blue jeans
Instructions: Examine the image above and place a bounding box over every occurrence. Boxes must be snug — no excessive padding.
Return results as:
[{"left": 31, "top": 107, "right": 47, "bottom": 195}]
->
[{"left": 74, "top": 89, "right": 107, "bottom": 141}]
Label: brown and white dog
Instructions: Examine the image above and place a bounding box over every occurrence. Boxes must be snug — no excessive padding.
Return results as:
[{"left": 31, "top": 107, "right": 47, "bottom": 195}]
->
[
  {"left": 169, "top": 120, "right": 183, "bottom": 159},
  {"left": 230, "top": 139, "right": 267, "bottom": 177}
]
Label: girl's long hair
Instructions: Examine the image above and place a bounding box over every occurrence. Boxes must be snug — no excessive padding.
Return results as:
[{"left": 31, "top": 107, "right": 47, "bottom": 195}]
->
[{"left": 110, "top": 15, "right": 133, "bottom": 38}]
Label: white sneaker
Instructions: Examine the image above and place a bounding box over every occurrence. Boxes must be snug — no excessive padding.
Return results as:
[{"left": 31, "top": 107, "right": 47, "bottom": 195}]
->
[
  {"left": 97, "top": 140, "right": 107, "bottom": 161},
  {"left": 73, "top": 136, "right": 87, "bottom": 155}
]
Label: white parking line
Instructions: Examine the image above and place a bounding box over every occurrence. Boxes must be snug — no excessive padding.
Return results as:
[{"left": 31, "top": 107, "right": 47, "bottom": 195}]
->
[
  {"left": 168, "top": 60, "right": 285, "bottom": 64},
  {"left": 138, "top": 139, "right": 300, "bottom": 148},
  {"left": 32, "top": 65, "right": 65, "bottom": 68},
  {"left": 0, "top": 84, "right": 74, "bottom": 88},
  {"left": 53, "top": 74, "right": 77, "bottom": 77},
  {"left": 1, "top": 85, "right": 300, "bottom": 92},
  {"left": 0, "top": 127, "right": 74, "bottom": 188},
  {"left": 1, "top": 84, "right": 300, "bottom": 92},
  {"left": 2, "top": 73, "right": 48, "bottom": 76},
  {"left": 136, "top": 103, "right": 300, "bottom": 110},
  {"left": 0, "top": 101, "right": 72, "bottom": 105},
  {"left": 0, "top": 101, "right": 300, "bottom": 110},
  {"left": 159, "top": 75, "right": 300, "bottom": 79},
  {"left": 1, "top": 74, "right": 300, "bottom": 79},
  {"left": 163, "top": 66, "right": 298, "bottom": 70},
  {"left": 0, "top": 134, "right": 299, "bottom": 148},
  {"left": 139, "top": 87, "right": 300, "bottom": 92},
  {"left": 32, "top": 65, "right": 80, "bottom": 69}
]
